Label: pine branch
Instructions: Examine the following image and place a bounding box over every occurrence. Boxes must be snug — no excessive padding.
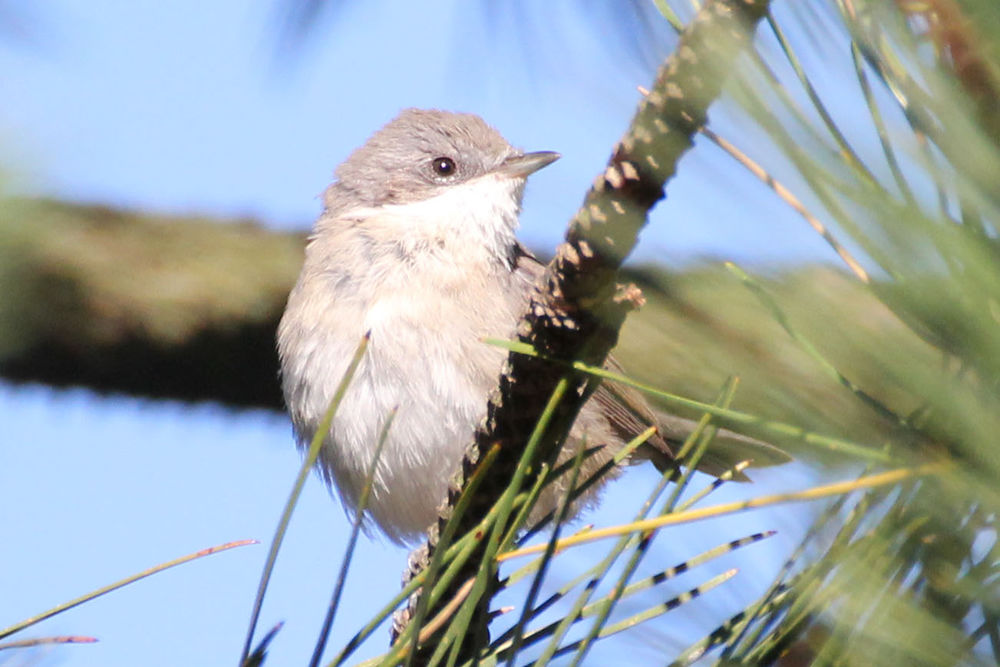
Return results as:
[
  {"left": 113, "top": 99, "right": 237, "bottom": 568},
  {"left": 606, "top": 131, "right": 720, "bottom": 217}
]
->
[{"left": 393, "top": 0, "right": 774, "bottom": 661}]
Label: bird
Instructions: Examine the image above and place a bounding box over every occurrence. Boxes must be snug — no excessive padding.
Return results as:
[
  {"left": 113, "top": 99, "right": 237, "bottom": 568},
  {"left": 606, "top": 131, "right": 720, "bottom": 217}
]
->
[{"left": 277, "top": 108, "right": 787, "bottom": 544}]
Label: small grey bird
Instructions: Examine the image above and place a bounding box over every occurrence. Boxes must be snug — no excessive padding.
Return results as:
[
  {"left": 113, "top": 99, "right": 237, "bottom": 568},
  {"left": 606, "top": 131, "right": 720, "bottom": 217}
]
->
[{"left": 278, "top": 108, "right": 785, "bottom": 544}]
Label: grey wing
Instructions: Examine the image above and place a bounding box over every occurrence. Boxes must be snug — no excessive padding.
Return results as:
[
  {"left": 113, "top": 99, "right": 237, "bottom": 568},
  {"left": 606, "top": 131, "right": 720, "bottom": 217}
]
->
[
  {"left": 595, "top": 357, "right": 792, "bottom": 480},
  {"left": 512, "top": 243, "right": 788, "bottom": 479},
  {"left": 590, "top": 362, "right": 677, "bottom": 470}
]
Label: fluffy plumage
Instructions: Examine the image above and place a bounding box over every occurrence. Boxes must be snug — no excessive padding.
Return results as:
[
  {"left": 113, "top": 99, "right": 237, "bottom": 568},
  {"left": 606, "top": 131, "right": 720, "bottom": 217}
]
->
[{"left": 278, "top": 109, "right": 786, "bottom": 544}]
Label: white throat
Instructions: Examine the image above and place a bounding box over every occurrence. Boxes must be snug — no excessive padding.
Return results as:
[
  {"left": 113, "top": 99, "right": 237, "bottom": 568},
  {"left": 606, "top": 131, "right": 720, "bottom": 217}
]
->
[{"left": 346, "top": 173, "right": 526, "bottom": 267}]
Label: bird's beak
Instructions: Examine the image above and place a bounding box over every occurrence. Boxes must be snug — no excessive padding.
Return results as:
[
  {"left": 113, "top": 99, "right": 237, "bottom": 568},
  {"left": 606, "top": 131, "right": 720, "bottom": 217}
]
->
[{"left": 495, "top": 151, "right": 560, "bottom": 178}]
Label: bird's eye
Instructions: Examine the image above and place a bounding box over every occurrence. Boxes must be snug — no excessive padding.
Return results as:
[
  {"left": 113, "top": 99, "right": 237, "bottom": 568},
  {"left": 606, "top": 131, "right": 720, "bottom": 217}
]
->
[{"left": 432, "top": 157, "right": 457, "bottom": 177}]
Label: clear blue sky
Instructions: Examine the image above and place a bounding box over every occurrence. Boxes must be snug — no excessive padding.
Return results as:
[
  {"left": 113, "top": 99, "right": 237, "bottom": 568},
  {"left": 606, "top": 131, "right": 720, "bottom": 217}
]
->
[{"left": 1, "top": 2, "right": 830, "bottom": 665}]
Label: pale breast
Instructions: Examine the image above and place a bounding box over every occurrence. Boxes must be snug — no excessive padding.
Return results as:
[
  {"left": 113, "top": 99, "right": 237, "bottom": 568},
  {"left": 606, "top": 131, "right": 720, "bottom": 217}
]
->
[
  {"left": 279, "top": 212, "right": 533, "bottom": 542},
  {"left": 344, "top": 251, "right": 526, "bottom": 540}
]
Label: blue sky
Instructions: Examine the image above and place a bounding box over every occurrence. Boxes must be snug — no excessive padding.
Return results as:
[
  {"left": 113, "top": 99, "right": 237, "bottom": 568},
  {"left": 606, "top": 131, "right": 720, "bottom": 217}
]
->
[
  {"left": 0, "top": 0, "right": 836, "bottom": 264},
  {"left": 1, "top": 1, "right": 832, "bottom": 665}
]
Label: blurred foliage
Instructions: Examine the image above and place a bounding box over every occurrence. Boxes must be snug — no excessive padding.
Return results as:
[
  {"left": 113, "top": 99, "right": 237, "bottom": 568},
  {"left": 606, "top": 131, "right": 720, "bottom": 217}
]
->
[
  {"left": 656, "top": 0, "right": 1000, "bottom": 663},
  {"left": 619, "top": 264, "right": 930, "bottom": 457}
]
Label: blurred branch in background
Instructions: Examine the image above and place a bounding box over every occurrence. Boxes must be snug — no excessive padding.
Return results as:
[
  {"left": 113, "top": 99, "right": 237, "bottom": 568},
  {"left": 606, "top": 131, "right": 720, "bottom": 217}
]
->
[
  {"left": 0, "top": 195, "right": 922, "bottom": 457},
  {"left": 0, "top": 198, "right": 300, "bottom": 408}
]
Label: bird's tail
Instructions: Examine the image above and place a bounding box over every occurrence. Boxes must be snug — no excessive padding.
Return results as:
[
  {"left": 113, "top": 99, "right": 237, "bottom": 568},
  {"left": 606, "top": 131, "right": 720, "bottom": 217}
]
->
[{"left": 647, "top": 412, "right": 792, "bottom": 481}]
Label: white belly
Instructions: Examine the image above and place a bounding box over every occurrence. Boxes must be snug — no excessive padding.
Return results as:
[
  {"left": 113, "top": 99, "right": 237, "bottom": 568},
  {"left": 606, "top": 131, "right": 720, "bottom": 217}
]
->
[
  {"left": 280, "top": 247, "right": 528, "bottom": 543},
  {"left": 333, "top": 291, "right": 512, "bottom": 541}
]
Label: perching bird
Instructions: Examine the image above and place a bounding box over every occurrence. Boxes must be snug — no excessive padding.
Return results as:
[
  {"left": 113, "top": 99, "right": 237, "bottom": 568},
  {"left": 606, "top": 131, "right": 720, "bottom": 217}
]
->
[{"left": 277, "top": 109, "right": 787, "bottom": 543}]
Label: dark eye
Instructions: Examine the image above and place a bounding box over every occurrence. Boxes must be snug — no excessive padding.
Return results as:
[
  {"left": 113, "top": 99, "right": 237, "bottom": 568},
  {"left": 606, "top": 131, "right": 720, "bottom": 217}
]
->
[{"left": 432, "top": 157, "right": 457, "bottom": 177}]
